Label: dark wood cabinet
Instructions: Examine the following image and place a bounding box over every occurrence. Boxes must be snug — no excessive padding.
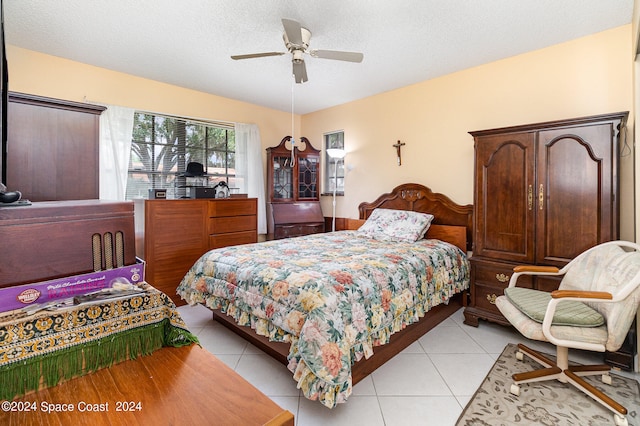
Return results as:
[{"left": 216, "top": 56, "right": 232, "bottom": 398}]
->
[
  {"left": 5, "top": 92, "right": 105, "bottom": 201},
  {"left": 266, "top": 136, "right": 324, "bottom": 239},
  {"left": 136, "top": 198, "right": 257, "bottom": 305},
  {"left": 464, "top": 112, "right": 627, "bottom": 327},
  {"left": 0, "top": 200, "right": 136, "bottom": 288}
]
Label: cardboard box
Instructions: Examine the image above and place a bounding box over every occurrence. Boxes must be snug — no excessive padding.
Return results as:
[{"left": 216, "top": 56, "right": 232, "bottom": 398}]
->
[{"left": 0, "top": 259, "right": 145, "bottom": 313}]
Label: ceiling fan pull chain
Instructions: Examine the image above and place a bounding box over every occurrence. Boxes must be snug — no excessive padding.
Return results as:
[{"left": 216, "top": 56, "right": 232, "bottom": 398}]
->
[{"left": 291, "top": 80, "right": 296, "bottom": 167}]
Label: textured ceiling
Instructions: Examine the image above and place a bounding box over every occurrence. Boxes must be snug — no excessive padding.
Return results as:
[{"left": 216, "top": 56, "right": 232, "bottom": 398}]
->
[{"left": 3, "top": 0, "right": 635, "bottom": 114}]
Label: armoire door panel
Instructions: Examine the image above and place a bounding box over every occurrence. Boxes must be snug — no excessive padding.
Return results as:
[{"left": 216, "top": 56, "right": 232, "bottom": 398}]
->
[
  {"left": 536, "top": 123, "right": 615, "bottom": 265},
  {"left": 474, "top": 132, "right": 535, "bottom": 262}
]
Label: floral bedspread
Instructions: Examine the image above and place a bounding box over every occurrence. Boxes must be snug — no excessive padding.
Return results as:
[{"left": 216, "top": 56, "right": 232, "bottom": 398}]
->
[{"left": 177, "top": 231, "right": 469, "bottom": 408}]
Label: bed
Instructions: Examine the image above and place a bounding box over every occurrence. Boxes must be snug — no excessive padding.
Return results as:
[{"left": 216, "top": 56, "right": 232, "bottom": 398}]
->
[{"left": 177, "top": 183, "right": 473, "bottom": 408}]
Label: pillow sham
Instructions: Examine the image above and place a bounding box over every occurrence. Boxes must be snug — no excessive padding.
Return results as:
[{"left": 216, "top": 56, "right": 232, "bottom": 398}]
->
[{"left": 357, "top": 208, "right": 434, "bottom": 243}]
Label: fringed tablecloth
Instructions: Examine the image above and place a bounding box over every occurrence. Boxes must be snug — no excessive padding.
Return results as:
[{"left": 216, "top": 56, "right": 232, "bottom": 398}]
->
[{"left": 0, "top": 285, "right": 198, "bottom": 400}]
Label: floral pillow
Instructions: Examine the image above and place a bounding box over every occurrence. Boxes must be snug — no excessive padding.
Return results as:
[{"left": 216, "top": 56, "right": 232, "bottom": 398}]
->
[{"left": 357, "top": 208, "right": 434, "bottom": 243}]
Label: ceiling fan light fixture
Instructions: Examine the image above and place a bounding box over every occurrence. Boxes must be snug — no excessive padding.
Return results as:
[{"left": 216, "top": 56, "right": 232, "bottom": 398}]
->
[
  {"left": 292, "top": 50, "right": 304, "bottom": 64},
  {"left": 230, "top": 18, "right": 363, "bottom": 83}
]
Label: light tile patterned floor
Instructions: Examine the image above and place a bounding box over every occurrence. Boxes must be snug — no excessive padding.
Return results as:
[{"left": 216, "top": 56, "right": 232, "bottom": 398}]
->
[{"left": 177, "top": 304, "right": 639, "bottom": 426}]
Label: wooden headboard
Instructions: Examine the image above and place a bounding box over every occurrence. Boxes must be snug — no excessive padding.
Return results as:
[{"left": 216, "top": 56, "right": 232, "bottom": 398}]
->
[{"left": 356, "top": 183, "right": 473, "bottom": 252}]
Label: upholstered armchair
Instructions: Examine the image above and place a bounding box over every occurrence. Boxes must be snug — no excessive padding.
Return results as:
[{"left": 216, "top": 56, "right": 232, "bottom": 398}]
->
[{"left": 495, "top": 240, "right": 640, "bottom": 426}]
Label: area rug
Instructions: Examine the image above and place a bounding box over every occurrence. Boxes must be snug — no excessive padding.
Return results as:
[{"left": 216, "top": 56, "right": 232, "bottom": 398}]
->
[{"left": 456, "top": 343, "right": 640, "bottom": 426}]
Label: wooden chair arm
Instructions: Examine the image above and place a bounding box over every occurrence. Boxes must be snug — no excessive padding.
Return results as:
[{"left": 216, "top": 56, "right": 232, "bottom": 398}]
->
[
  {"left": 551, "top": 290, "right": 613, "bottom": 300},
  {"left": 513, "top": 265, "right": 560, "bottom": 274}
]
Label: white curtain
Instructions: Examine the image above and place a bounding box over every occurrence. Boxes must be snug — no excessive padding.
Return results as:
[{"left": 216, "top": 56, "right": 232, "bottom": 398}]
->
[
  {"left": 99, "top": 105, "right": 135, "bottom": 200},
  {"left": 235, "top": 123, "right": 267, "bottom": 234}
]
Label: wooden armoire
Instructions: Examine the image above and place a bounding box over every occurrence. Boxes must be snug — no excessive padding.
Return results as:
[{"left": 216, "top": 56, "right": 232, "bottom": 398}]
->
[
  {"left": 463, "top": 112, "right": 628, "bottom": 327},
  {"left": 266, "top": 136, "right": 325, "bottom": 239}
]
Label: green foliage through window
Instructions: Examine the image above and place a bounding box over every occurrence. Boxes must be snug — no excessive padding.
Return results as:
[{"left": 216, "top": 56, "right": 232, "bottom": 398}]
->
[{"left": 126, "top": 112, "right": 235, "bottom": 199}]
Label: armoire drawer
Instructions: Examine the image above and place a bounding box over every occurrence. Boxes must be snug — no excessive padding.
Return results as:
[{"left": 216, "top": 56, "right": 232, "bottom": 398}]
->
[
  {"left": 471, "top": 260, "right": 533, "bottom": 289},
  {"left": 472, "top": 282, "right": 506, "bottom": 315},
  {"left": 468, "top": 259, "right": 534, "bottom": 319}
]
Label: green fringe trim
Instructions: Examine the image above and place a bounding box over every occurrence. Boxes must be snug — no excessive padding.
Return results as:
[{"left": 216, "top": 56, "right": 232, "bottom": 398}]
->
[{"left": 0, "top": 319, "right": 199, "bottom": 401}]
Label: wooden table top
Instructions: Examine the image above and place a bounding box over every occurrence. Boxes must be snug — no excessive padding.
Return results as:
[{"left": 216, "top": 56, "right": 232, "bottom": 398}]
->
[{"left": 1, "top": 344, "right": 294, "bottom": 426}]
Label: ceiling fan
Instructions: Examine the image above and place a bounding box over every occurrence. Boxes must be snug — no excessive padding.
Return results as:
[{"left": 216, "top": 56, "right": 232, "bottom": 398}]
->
[{"left": 231, "top": 18, "right": 364, "bottom": 83}]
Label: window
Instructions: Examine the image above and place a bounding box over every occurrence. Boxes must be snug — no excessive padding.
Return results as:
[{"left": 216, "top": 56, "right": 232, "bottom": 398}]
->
[
  {"left": 126, "top": 112, "right": 235, "bottom": 199},
  {"left": 323, "top": 131, "right": 345, "bottom": 195}
]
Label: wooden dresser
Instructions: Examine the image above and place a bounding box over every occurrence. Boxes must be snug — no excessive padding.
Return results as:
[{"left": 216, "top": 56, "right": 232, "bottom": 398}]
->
[
  {"left": 464, "top": 112, "right": 627, "bottom": 327},
  {"left": 136, "top": 198, "right": 257, "bottom": 304}
]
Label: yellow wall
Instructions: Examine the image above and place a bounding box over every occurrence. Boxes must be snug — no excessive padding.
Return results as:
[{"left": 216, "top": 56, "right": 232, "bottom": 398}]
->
[
  {"left": 304, "top": 25, "right": 634, "bottom": 240},
  {"left": 6, "top": 24, "right": 635, "bottom": 239},
  {"left": 5, "top": 45, "right": 301, "bottom": 164}
]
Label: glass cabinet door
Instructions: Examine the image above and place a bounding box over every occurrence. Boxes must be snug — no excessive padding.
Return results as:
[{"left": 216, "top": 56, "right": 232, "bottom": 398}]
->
[
  {"left": 298, "top": 156, "right": 319, "bottom": 199},
  {"left": 272, "top": 155, "right": 293, "bottom": 199}
]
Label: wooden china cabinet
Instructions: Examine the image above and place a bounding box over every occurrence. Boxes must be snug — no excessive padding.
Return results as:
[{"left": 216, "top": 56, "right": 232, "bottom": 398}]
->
[
  {"left": 464, "top": 112, "right": 628, "bottom": 328},
  {"left": 266, "top": 136, "right": 325, "bottom": 239}
]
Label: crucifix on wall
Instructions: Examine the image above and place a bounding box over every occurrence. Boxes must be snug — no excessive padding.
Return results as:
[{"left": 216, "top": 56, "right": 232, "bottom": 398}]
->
[{"left": 392, "top": 140, "right": 406, "bottom": 166}]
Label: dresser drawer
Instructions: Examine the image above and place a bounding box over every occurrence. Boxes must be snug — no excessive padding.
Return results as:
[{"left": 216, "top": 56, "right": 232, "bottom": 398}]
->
[
  {"left": 472, "top": 260, "right": 533, "bottom": 289},
  {"left": 209, "top": 231, "right": 257, "bottom": 249},
  {"left": 209, "top": 215, "right": 256, "bottom": 234},
  {"left": 472, "top": 282, "right": 506, "bottom": 315},
  {"left": 208, "top": 199, "right": 256, "bottom": 217},
  {"left": 468, "top": 258, "right": 535, "bottom": 320}
]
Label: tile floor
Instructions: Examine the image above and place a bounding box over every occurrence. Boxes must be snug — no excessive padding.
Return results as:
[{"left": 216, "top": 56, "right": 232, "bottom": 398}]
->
[{"left": 177, "top": 304, "right": 639, "bottom": 426}]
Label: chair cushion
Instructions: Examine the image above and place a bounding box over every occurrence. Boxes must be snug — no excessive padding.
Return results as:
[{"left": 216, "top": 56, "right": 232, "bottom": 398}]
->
[
  {"left": 504, "top": 287, "right": 604, "bottom": 327},
  {"left": 495, "top": 295, "right": 609, "bottom": 346}
]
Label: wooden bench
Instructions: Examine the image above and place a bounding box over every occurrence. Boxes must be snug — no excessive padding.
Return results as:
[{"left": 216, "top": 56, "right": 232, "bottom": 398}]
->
[{"left": 1, "top": 345, "right": 294, "bottom": 426}]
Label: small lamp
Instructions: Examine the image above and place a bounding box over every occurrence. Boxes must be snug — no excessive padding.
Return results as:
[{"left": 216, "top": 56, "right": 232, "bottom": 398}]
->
[{"left": 326, "top": 148, "right": 346, "bottom": 232}]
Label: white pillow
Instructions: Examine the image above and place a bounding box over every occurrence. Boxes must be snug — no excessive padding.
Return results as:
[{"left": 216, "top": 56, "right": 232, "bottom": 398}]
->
[{"left": 357, "top": 208, "right": 434, "bottom": 243}]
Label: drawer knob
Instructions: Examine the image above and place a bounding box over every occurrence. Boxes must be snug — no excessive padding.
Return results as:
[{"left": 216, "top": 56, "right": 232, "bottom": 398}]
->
[
  {"left": 486, "top": 294, "right": 497, "bottom": 305},
  {"left": 495, "top": 273, "right": 509, "bottom": 283}
]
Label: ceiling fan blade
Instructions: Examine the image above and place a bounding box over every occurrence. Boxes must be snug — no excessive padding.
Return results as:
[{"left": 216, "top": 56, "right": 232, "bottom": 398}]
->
[
  {"left": 292, "top": 61, "right": 308, "bottom": 84},
  {"left": 231, "top": 52, "right": 285, "bottom": 60},
  {"left": 310, "top": 50, "right": 364, "bottom": 63},
  {"left": 282, "top": 18, "right": 303, "bottom": 46}
]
